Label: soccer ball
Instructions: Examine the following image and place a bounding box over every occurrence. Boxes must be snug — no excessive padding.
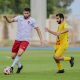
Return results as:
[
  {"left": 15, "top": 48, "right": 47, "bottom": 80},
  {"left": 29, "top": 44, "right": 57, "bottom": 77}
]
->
[{"left": 3, "top": 66, "right": 11, "bottom": 75}]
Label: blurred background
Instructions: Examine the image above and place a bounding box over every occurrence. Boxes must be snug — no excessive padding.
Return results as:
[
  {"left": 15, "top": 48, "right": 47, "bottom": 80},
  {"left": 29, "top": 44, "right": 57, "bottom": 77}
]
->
[{"left": 0, "top": 0, "right": 80, "bottom": 48}]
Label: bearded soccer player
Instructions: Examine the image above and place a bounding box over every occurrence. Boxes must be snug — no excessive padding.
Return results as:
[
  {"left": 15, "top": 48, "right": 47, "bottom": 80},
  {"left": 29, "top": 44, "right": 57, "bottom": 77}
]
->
[
  {"left": 45, "top": 13, "right": 74, "bottom": 73},
  {"left": 4, "top": 8, "right": 44, "bottom": 74}
]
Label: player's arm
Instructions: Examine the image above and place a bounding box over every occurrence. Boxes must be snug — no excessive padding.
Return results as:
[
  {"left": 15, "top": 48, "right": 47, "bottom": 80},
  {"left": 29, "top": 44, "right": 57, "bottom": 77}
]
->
[
  {"left": 45, "top": 27, "right": 59, "bottom": 36},
  {"left": 34, "top": 27, "right": 44, "bottom": 44},
  {"left": 60, "top": 23, "right": 69, "bottom": 34},
  {"left": 45, "top": 40, "right": 55, "bottom": 45},
  {"left": 60, "top": 28, "right": 69, "bottom": 34},
  {"left": 3, "top": 16, "right": 16, "bottom": 23}
]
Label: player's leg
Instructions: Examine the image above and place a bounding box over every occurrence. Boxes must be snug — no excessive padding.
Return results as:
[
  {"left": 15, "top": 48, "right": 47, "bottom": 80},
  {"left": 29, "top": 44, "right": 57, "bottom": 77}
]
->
[
  {"left": 54, "top": 47, "right": 65, "bottom": 73},
  {"left": 54, "top": 47, "right": 74, "bottom": 67},
  {"left": 12, "top": 53, "right": 17, "bottom": 59},
  {"left": 11, "top": 47, "right": 24, "bottom": 73},
  {"left": 15, "top": 41, "right": 29, "bottom": 73},
  {"left": 11, "top": 53, "right": 22, "bottom": 71},
  {"left": 54, "top": 57, "right": 64, "bottom": 73},
  {"left": 15, "top": 41, "right": 29, "bottom": 65},
  {"left": 10, "top": 53, "right": 17, "bottom": 73},
  {"left": 58, "top": 56, "right": 74, "bottom": 67},
  {"left": 10, "top": 40, "right": 21, "bottom": 72},
  {"left": 54, "top": 47, "right": 67, "bottom": 61}
]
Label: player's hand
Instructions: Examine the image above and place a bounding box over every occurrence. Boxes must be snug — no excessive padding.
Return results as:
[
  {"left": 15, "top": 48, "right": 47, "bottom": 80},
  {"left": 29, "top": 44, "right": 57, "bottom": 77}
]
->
[
  {"left": 40, "top": 39, "right": 49, "bottom": 46},
  {"left": 40, "top": 39, "right": 45, "bottom": 46},
  {"left": 41, "top": 40, "right": 50, "bottom": 46},
  {"left": 44, "top": 40, "right": 50, "bottom": 45},
  {"left": 3, "top": 16, "right": 7, "bottom": 19},
  {"left": 56, "top": 32, "right": 61, "bottom": 36},
  {"left": 3, "top": 16, "right": 8, "bottom": 20},
  {"left": 45, "top": 27, "right": 49, "bottom": 32}
]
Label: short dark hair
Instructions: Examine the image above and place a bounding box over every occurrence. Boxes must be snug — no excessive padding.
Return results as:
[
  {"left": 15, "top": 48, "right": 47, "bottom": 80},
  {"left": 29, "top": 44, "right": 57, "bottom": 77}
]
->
[
  {"left": 24, "top": 8, "right": 31, "bottom": 12},
  {"left": 56, "top": 13, "right": 64, "bottom": 19}
]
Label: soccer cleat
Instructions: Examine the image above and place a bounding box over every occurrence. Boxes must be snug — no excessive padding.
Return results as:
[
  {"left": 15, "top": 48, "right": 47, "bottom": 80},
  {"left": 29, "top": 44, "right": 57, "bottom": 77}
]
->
[
  {"left": 57, "top": 69, "right": 64, "bottom": 73},
  {"left": 16, "top": 65, "right": 23, "bottom": 74},
  {"left": 70, "top": 57, "right": 74, "bottom": 67},
  {"left": 10, "top": 67, "right": 13, "bottom": 73}
]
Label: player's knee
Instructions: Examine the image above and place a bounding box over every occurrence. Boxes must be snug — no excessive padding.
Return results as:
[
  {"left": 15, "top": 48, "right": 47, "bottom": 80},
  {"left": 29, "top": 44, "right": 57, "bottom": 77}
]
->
[
  {"left": 12, "top": 53, "right": 17, "bottom": 59},
  {"left": 17, "top": 49, "right": 24, "bottom": 56},
  {"left": 12, "top": 56, "right": 15, "bottom": 59},
  {"left": 12, "top": 54, "right": 16, "bottom": 59},
  {"left": 53, "top": 56, "right": 56, "bottom": 60},
  {"left": 54, "top": 56, "right": 59, "bottom": 60},
  {"left": 17, "top": 54, "right": 21, "bottom": 57},
  {"left": 17, "top": 52, "right": 23, "bottom": 56},
  {"left": 54, "top": 56, "right": 59, "bottom": 63}
]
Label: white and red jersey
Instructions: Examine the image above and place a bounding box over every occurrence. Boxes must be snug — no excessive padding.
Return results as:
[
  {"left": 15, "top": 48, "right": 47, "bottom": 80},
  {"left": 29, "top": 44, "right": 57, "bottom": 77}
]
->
[{"left": 13, "top": 15, "right": 38, "bottom": 41}]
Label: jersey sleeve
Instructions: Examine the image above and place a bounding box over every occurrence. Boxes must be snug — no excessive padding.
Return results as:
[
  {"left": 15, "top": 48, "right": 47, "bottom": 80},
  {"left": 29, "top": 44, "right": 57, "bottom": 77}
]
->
[
  {"left": 13, "top": 16, "right": 19, "bottom": 22},
  {"left": 64, "top": 23, "right": 69, "bottom": 29},
  {"left": 31, "top": 19, "right": 38, "bottom": 28}
]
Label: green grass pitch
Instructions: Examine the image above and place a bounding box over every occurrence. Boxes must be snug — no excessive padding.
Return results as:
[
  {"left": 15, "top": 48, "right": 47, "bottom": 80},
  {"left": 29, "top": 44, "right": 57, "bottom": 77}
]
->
[{"left": 0, "top": 50, "right": 80, "bottom": 80}]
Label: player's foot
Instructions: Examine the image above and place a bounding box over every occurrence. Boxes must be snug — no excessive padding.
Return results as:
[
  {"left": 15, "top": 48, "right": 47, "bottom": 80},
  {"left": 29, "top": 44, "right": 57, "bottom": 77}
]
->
[
  {"left": 70, "top": 57, "right": 74, "bottom": 67},
  {"left": 10, "top": 67, "right": 13, "bottom": 73},
  {"left": 57, "top": 69, "right": 64, "bottom": 73},
  {"left": 16, "top": 65, "right": 23, "bottom": 74}
]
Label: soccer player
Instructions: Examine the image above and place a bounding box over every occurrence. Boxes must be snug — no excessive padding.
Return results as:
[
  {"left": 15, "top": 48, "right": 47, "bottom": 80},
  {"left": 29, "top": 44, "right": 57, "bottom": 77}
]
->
[
  {"left": 4, "top": 8, "right": 44, "bottom": 74},
  {"left": 45, "top": 13, "right": 74, "bottom": 73}
]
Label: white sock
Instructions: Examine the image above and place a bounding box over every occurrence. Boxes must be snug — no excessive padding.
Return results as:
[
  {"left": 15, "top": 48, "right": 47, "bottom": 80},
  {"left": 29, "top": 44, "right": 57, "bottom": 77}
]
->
[
  {"left": 17, "top": 62, "right": 22, "bottom": 68},
  {"left": 11, "top": 56, "right": 20, "bottom": 67}
]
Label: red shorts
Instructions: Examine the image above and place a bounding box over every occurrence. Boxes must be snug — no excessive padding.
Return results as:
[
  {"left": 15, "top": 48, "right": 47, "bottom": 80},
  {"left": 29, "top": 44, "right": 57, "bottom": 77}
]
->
[{"left": 12, "top": 40, "right": 29, "bottom": 54}]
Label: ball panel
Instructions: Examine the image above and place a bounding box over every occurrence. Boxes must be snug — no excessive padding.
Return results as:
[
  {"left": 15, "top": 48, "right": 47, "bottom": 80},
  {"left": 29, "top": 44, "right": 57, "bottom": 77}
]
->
[{"left": 4, "top": 66, "right": 11, "bottom": 75}]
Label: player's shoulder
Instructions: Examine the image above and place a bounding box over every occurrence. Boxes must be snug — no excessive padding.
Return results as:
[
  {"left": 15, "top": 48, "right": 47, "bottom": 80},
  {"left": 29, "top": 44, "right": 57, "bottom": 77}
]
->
[
  {"left": 63, "top": 21, "right": 69, "bottom": 28},
  {"left": 15, "top": 15, "right": 23, "bottom": 19},
  {"left": 63, "top": 21, "right": 67, "bottom": 24},
  {"left": 63, "top": 21, "right": 68, "bottom": 26},
  {"left": 29, "top": 17, "right": 36, "bottom": 22}
]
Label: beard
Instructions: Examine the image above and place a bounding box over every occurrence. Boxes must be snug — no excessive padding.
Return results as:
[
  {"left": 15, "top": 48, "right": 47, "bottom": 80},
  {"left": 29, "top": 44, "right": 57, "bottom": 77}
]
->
[
  {"left": 24, "top": 16, "right": 30, "bottom": 19},
  {"left": 57, "top": 20, "right": 61, "bottom": 24},
  {"left": 24, "top": 16, "right": 28, "bottom": 19}
]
